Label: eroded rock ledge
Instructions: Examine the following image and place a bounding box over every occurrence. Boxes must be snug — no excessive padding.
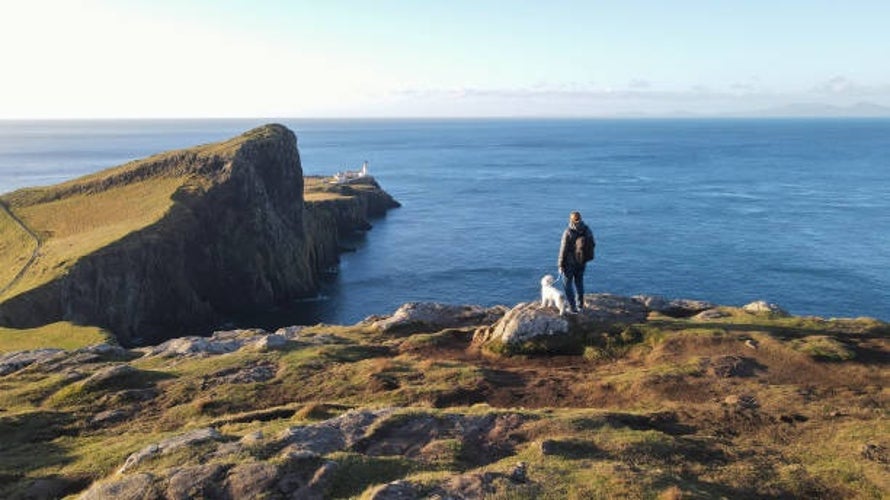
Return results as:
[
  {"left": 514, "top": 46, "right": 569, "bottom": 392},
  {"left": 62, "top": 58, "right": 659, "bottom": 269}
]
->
[{"left": 2, "top": 294, "right": 887, "bottom": 499}]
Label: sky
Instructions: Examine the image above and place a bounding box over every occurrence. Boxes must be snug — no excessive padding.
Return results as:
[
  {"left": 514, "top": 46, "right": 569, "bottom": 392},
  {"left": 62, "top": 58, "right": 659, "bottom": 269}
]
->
[{"left": 1, "top": 0, "right": 889, "bottom": 118}]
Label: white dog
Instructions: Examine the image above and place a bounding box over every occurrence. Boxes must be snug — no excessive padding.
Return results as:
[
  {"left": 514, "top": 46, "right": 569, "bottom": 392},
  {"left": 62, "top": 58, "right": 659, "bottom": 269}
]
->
[{"left": 540, "top": 274, "right": 568, "bottom": 315}]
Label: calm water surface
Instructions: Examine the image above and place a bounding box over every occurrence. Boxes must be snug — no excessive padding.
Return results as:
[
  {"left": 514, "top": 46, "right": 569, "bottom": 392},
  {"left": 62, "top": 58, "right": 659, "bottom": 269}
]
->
[{"left": 1, "top": 118, "right": 888, "bottom": 328}]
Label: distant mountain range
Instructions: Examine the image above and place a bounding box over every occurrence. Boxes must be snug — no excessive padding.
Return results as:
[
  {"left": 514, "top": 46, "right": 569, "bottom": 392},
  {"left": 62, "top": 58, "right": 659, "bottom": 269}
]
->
[
  {"left": 740, "top": 101, "right": 890, "bottom": 118},
  {"left": 605, "top": 102, "right": 890, "bottom": 119}
]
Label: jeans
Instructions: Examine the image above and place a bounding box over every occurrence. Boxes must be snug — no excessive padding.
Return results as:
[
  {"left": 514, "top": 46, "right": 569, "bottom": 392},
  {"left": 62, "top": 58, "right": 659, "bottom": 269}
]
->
[{"left": 561, "top": 266, "right": 585, "bottom": 310}]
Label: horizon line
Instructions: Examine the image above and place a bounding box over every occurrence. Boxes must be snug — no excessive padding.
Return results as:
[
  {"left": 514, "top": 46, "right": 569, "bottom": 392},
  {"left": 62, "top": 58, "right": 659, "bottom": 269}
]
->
[{"left": 4, "top": 115, "right": 890, "bottom": 122}]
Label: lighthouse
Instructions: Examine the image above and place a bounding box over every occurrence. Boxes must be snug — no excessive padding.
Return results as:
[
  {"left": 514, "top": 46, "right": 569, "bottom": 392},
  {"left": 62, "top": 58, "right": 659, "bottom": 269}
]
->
[{"left": 360, "top": 160, "right": 369, "bottom": 177}]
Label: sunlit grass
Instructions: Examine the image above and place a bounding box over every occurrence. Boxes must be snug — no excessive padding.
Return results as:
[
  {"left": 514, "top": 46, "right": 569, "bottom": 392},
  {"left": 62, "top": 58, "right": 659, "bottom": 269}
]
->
[
  {"left": 1, "top": 178, "right": 184, "bottom": 300},
  {"left": 0, "top": 206, "right": 36, "bottom": 290},
  {"left": 0, "top": 321, "right": 111, "bottom": 353}
]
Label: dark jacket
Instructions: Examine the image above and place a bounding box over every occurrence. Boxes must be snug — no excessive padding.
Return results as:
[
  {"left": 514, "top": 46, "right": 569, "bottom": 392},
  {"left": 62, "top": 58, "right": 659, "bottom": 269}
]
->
[{"left": 558, "top": 221, "right": 594, "bottom": 272}]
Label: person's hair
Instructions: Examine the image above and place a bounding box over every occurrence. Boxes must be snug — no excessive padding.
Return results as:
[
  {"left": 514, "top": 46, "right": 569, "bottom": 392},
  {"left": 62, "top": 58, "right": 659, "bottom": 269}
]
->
[{"left": 570, "top": 211, "right": 582, "bottom": 223}]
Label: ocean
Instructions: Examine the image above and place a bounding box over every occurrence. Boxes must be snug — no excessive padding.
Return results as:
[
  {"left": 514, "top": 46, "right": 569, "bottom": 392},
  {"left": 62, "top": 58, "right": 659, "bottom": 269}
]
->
[{"left": 1, "top": 118, "right": 889, "bottom": 327}]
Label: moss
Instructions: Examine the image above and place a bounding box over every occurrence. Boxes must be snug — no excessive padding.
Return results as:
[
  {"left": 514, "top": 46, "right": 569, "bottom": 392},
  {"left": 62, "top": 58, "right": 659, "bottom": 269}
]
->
[
  {"left": 326, "top": 452, "right": 417, "bottom": 498},
  {"left": 791, "top": 335, "right": 856, "bottom": 361},
  {"left": 46, "top": 367, "right": 167, "bottom": 407}
]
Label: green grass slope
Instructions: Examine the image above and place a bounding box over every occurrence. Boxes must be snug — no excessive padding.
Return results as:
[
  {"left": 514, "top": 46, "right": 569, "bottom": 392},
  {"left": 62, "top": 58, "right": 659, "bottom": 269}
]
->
[
  {"left": 0, "top": 126, "right": 290, "bottom": 303},
  {"left": 0, "top": 205, "right": 37, "bottom": 294}
]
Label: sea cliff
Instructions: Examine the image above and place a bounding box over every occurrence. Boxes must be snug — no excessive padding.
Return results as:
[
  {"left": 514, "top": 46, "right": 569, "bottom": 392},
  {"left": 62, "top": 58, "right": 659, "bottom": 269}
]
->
[{"left": 0, "top": 124, "right": 399, "bottom": 345}]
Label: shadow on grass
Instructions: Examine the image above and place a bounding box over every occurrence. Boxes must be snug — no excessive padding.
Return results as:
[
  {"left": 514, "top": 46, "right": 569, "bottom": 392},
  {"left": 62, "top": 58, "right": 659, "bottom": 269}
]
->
[
  {"left": 319, "top": 344, "right": 393, "bottom": 363},
  {"left": 572, "top": 411, "right": 697, "bottom": 436},
  {"left": 648, "top": 319, "right": 889, "bottom": 366},
  {"left": 0, "top": 411, "right": 77, "bottom": 496}
]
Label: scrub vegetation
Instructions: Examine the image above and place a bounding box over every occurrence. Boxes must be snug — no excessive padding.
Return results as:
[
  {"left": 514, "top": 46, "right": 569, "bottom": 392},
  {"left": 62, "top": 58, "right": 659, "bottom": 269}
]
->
[{"left": 0, "top": 307, "right": 887, "bottom": 498}]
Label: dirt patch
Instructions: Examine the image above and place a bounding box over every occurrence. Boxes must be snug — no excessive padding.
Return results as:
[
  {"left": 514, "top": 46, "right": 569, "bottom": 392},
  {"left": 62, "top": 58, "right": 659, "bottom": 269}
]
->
[{"left": 704, "top": 355, "right": 762, "bottom": 378}]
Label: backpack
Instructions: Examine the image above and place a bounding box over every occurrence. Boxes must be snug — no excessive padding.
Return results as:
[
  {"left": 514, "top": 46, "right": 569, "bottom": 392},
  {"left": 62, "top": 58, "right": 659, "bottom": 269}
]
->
[{"left": 574, "top": 231, "right": 595, "bottom": 264}]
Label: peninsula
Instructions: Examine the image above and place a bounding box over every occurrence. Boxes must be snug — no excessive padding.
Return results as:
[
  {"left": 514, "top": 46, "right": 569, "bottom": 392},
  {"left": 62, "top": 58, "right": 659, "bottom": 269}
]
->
[{"left": 0, "top": 124, "right": 399, "bottom": 346}]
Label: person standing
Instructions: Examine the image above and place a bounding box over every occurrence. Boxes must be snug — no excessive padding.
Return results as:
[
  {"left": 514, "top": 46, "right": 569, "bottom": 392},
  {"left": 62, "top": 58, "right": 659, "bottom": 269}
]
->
[{"left": 558, "top": 211, "right": 595, "bottom": 313}]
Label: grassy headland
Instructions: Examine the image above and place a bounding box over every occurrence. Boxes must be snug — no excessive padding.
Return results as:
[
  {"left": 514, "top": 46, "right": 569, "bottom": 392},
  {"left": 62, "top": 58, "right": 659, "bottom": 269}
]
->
[
  {"left": 0, "top": 125, "right": 292, "bottom": 303},
  {"left": 0, "top": 124, "right": 399, "bottom": 345}
]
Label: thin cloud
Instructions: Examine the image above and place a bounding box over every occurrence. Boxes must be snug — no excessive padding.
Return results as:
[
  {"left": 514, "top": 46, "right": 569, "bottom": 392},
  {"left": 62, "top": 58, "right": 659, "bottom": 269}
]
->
[{"left": 810, "top": 76, "right": 890, "bottom": 97}]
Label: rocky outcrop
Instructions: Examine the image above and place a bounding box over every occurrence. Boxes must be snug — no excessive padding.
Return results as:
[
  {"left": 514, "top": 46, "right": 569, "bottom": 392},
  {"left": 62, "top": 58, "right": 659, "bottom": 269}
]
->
[
  {"left": 0, "top": 348, "right": 65, "bottom": 375},
  {"left": 473, "top": 293, "right": 716, "bottom": 352},
  {"left": 118, "top": 428, "right": 223, "bottom": 473},
  {"left": 0, "top": 342, "right": 127, "bottom": 377},
  {"left": 0, "top": 125, "right": 399, "bottom": 345},
  {"left": 79, "top": 408, "right": 530, "bottom": 500},
  {"left": 634, "top": 295, "right": 716, "bottom": 317},
  {"left": 742, "top": 300, "right": 789, "bottom": 316},
  {"left": 371, "top": 302, "right": 508, "bottom": 335}
]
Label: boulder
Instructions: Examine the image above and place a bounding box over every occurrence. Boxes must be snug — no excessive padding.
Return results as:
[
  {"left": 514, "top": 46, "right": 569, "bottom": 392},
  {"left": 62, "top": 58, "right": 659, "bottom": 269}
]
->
[
  {"left": 474, "top": 294, "right": 648, "bottom": 350},
  {"left": 166, "top": 463, "right": 228, "bottom": 500},
  {"left": 138, "top": 336, "right": 241, "bottom": 357},
  {"left": 693, "top": 308, "right": 731, "bottom": 320},
  {"left": 373, "top": 302, "right": 507, "bottom": 335},
  {"left": 80, "top": 473, "right": 160, "bottom": 500},
  {"left": 225, "top": 462, "right": 280, "bottom": 499},
  {"left": 366, "top": 479, "right": 420, "bottom": 499},
  {"left": 137, "top": 328, "right": 292, "bottom": 358},
  {"left": 274, "top": 325, "right": 304, "bottom": 340},
  {"left": 207, "top": 363, "right": 277, "bottom": 386},
  {"left": 473, "top": 301, "right": 570, "bottom": 346},
  {"left": 581, "top": 294, "right": 650, "bottom": 323},
  {"left": 78, "top": 342, "right": 128, "bottom": 358},
  {"left": 277, "top": 408, "right": 393, "bottom": 455},
  {"left": 743, "top": 300, "right": 789, "bottom": 316},
  {"left": 81, "top": 364, "right": 138, "bottom": 390},
  {"left": 634, "top": 295, "right": 716, "bottom": 317},
  {"left": 119, "top": 428, "right": 222, "bottom": 473},
  {"left": 0, "top": 348, "right": 65, "bottom": 376},
  {"left": 248, "top": 333, "right": 288, "bottom": 351}
]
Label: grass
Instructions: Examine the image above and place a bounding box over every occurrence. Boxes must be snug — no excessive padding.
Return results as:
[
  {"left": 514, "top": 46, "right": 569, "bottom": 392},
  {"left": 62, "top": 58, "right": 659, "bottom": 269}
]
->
[
  {"left": 0, "top": 205, "right": 37, "bottom": 291},
  {"left": 0, "top": 306, "right": 887, "bottom": 498},
  {"left": 0, "top": 322, "right": 111, "bottom": 353},
  {"left": 327, "top": 452, "right": 418, "bottom": 498},
  {"left": 0, "top": 177, "right": 184, "bottom": 300},
  {"left": 0, "top": 124, "right": 297, "bottom": 304},
  {"left": 303, "top": 175, "right": 384, "bottom": 203},
  {"left": 790, "top": 335, "right": 856, "bottom": 361}
]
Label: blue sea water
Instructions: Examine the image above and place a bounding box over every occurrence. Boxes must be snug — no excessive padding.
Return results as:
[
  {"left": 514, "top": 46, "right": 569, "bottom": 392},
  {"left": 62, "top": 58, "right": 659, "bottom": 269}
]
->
[{"left": 1, "top": 118, "right": 889, "bottom": 327}]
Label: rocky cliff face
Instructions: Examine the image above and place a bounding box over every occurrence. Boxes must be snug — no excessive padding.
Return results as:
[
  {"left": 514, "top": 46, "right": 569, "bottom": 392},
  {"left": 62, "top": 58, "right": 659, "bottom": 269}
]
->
[{"left": 0, "top": 125, "right": 399, "bottom": 345}]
